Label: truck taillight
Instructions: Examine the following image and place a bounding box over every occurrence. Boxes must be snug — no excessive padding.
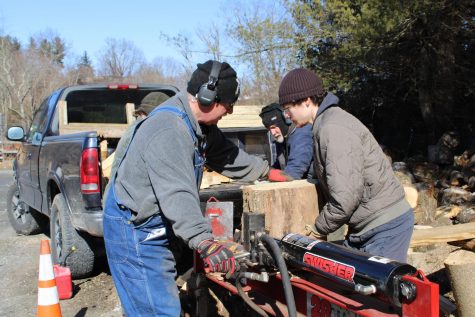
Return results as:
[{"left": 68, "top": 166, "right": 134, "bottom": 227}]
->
[
  {"left": 80, "top": 148, "right": 100, "bottom": 194},
  {"left": 107, "top": 84, "right": 138, "bottom": 89}
]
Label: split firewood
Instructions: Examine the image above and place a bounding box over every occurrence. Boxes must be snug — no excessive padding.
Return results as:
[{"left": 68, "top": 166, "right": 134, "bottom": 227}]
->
[
  {"left": 462, "top": 153, "right": 475, "bottom": 190},
  {"left": 454, "top": 150, "right": 471, "bottom": 169},
  {"left": 436, "top": 205, "right": 462, "bottom": 219},
  {"left": 448, "top": 238, "right": 475, "bottom": 252},
  {"left": 392, "top": 162, "right": 416, "bottom": 183},
  {"left": 455, "top": 207, "right": 475, "bottom": 224},
  {"left": 449, "top": 170, "right": 465, "bottom": 186},
  {"left": 439, "top": 187, "right": 472, "bottom": 205},
  {"left": 394, "top": 170, "right": 414, "bottom": 186},
  {"left": 410, "top": 162, "right": 439, "bottom": 183},
  {"left": 433, "top": 131, "right": 460, "bottom": 165},
  {"left": 413, "top": 183, "right": 437, "bottom": 225},
  {"left": 403, "top": 186, "right": 418, "bottom": 209}
]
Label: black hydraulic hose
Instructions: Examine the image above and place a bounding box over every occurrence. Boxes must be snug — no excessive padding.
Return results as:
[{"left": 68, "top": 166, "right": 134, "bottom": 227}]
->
[
  {"left": 236, "top": 277, "right": 269, "bottom": 317},
  {"left": 260, "top": 234, "right": 297, "bottom": 317}
]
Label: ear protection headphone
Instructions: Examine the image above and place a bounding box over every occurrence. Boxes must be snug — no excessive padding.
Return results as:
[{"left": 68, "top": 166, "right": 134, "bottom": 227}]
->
[{"left": 197, "top": 61, "right": 222, "bottom": 107}]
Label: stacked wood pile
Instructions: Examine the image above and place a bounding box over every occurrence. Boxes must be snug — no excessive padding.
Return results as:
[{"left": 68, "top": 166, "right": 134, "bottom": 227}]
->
[
  {"left": 392, "top": 131, "right": 475, "bottom": 237},
  {"left": 392, "top": 131, "right": 475, "bottom": 316}
]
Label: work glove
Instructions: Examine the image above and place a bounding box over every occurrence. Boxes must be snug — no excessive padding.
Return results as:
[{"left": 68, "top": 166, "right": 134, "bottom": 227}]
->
[
  {"left": 304, "top": 224, "right": 327, "bottom": 240},
  {"left": 268, "top": 168, "right": 294, "bottom": 182},
  {"left": 197, "top": 239, "right": 243, "bottom": 276}
]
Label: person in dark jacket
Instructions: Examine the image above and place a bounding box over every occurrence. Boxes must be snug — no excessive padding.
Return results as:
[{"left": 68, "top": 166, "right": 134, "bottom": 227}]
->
[
  {"left": 278, "top": 68, "right": 414, "bottom": 263},
  {"left": 259, "top": 102, "right": 313, "bottom": 181},
  {"left": 103, "top": 60, "right": 269, "bottom": 316}
]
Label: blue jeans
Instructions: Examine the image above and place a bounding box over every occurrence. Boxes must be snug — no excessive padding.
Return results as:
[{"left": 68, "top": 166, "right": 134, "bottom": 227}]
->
[
  {"left": 103, "top": 183, "right": 180, "bottom": 317},
  {"left": 343, "top": 210, "right": 414, "bottom": 262}
]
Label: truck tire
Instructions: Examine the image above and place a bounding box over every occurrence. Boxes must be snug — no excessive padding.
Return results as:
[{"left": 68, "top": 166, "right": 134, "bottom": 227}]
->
[
  {"left": 50, "top": 193, "right": 95, "bottom": 279},
  {"left": 6, "top": 183, "right": 47, "bottom": 235}
]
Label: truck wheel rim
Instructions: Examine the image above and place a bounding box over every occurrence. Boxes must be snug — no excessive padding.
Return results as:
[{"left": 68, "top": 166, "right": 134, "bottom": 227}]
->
[
  {"left": 11, "top": 190, "right": 28, "bottom": 224},
  {"left": 54, "top": 216, "right": 63, "bottom": 260}
]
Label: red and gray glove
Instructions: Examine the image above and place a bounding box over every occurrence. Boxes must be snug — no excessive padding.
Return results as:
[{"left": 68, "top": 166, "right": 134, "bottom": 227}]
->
[
  {"left": 197, "top": 240, "right": 242, "bottom": 275},
  {"left": 268, "top": 168, "right": 294, "bottom": 182}
]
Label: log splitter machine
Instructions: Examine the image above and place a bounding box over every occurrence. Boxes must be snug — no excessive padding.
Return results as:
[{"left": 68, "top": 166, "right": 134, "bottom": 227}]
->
[{"left": 191, "top": 212, "right": 440, "bottom": 317}]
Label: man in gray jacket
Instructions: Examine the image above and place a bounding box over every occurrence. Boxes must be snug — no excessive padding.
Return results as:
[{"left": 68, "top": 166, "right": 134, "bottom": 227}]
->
[
  {"left": 103, "top": 60, "right": 269, "bottom": 316},
  {"left": 278, "top": 68, "right": 413, "bottom": 263}
]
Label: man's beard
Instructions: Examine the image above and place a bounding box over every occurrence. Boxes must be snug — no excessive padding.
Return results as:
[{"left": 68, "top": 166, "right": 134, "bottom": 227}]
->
[{"left": 274, "top": 135, "right": 284, "bottom": 143}]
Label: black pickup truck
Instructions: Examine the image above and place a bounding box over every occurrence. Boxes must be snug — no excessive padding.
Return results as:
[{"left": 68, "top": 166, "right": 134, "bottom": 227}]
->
[{"left": 6, "top": 84, "right": 270, "bottom": 278}]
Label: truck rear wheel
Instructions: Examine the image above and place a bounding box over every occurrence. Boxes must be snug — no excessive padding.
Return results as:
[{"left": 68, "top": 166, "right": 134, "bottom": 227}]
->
[
  {"left": 6, "top": 183, "right": 47, "bottom": 235},
  {"left": 50, "top": 193, "right": 95, "bottom": 279}
]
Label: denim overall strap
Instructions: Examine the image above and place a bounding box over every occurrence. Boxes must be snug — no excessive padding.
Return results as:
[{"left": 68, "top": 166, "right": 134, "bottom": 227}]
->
[{"left": 113, "top": 105, "right": 205, "bottom": 195}]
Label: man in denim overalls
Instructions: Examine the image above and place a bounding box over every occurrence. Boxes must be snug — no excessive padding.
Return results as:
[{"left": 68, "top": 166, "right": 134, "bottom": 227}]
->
[{"left": 103, "top": 60, "right": 269, "bottom": 316}]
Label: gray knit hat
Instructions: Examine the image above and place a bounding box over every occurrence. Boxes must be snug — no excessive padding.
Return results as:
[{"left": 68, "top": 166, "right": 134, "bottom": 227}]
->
[
  {"left": 187, "top": 60, "right": 240, "bottom": 104},
  {"left": 135, "top": 92, "right": 169, "bottom": 116},
  {"left": 278, "top": 68, "right": 324, "bottom": 105}
]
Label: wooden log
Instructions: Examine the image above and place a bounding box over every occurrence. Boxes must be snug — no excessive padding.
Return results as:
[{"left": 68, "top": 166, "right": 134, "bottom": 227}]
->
[
  {"left": 403, "top": 185, "right": 418, "bottom": 209},
  {"left": 242, "top": 180, "right": 318, "bottom": 238},
  {"left": 444, "top": 249, "right": 475, "bottom": 317},
  {"left": 410, "top": 222, "right": 475, "bottom": 247},
  {"left": 413, "top": 183, "right": 437, "bottom": 225}
]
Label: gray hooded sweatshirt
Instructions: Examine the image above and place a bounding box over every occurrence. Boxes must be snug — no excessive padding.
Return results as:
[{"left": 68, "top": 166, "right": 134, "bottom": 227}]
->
[{"left": 113, "top": 92, "right": 269, "bottom": 248}]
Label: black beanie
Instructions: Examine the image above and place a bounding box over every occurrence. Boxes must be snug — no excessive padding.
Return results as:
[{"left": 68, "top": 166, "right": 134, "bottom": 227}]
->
[
  {"left": 187, "top": 60, "right": 240, "bottom": 104},
  {"left": 259, "top": 103, "right": 290, "bottom": 136},
  {"left": 278, "top": 68, "right": 324, "bottom": 105}
]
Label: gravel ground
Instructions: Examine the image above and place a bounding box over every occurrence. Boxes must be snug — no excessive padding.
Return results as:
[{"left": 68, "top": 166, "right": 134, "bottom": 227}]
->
[{"left": 0, "top": 168, "right": 121, "bottom": 317}]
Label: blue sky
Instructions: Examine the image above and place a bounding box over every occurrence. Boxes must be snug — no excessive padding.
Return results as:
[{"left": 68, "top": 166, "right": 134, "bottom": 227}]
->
[{"left": 0, "top": 0, "right": 227, "bottom": 67}]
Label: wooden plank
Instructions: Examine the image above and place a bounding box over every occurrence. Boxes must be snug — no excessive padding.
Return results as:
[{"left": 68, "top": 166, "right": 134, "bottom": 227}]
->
[
  {"left": 217, "top": 105, "right": 265, "bottom": 128},
  {"left": 125, "top": 103, "right": 135, "bottom": 124},
  {"left": 59, "top": 123, "right": 129, "bottom": 138},
  {"left": 102, "top": 152, "right": 115, "bottom": 179},
  {"left": 100, "top": 140, "right": 108, "bottom": 160},
  {"left": 58, "top": 100, "right": 68, "bottom": 134},
  {"left": 58, "top": 100, "right": 135, "bottom": 137},
  {"left": 242, "top": 180, "right": 319, "bottom": 238},
  {"left": 200, "top": 171, "right": 232, "bottom": 189},
  {"left": 410, "top": 222, "right": 475, "bottom": 247}
]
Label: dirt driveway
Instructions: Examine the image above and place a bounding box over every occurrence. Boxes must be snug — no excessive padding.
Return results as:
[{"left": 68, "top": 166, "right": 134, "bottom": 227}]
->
[{"left": 0, "top": 169, "right": 121, "bottom": 317}]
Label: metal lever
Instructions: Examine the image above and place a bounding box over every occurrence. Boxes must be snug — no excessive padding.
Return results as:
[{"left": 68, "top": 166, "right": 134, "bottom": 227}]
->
[{"left": 354, "top": 284, "right": 377, "bottom": 295}]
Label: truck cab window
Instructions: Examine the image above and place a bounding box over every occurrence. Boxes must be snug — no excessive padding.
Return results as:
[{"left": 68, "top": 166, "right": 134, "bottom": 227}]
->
[{"left": 27, "top": 98, "right": 50, "bottom": 144}]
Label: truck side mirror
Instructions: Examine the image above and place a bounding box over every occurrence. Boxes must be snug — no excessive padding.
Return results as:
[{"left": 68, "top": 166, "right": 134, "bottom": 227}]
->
[{"left": 7, "top": 127, "right": 25, "bottom": 141}]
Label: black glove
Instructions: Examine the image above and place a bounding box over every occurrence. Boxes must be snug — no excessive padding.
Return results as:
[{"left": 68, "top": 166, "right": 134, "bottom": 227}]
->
[{"left": 197, "top": 240, "right": 241, "bottom": 275}]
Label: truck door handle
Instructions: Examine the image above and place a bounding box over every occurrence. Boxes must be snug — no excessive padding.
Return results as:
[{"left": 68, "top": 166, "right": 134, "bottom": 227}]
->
[{"left": 27, "top": 153, "right": 32, "bottom": 160}]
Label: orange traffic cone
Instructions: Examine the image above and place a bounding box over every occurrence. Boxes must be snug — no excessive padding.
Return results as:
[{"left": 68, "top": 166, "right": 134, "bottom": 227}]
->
[{"left": 37, "top": 239, "right": 62, "bottom": 317}]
